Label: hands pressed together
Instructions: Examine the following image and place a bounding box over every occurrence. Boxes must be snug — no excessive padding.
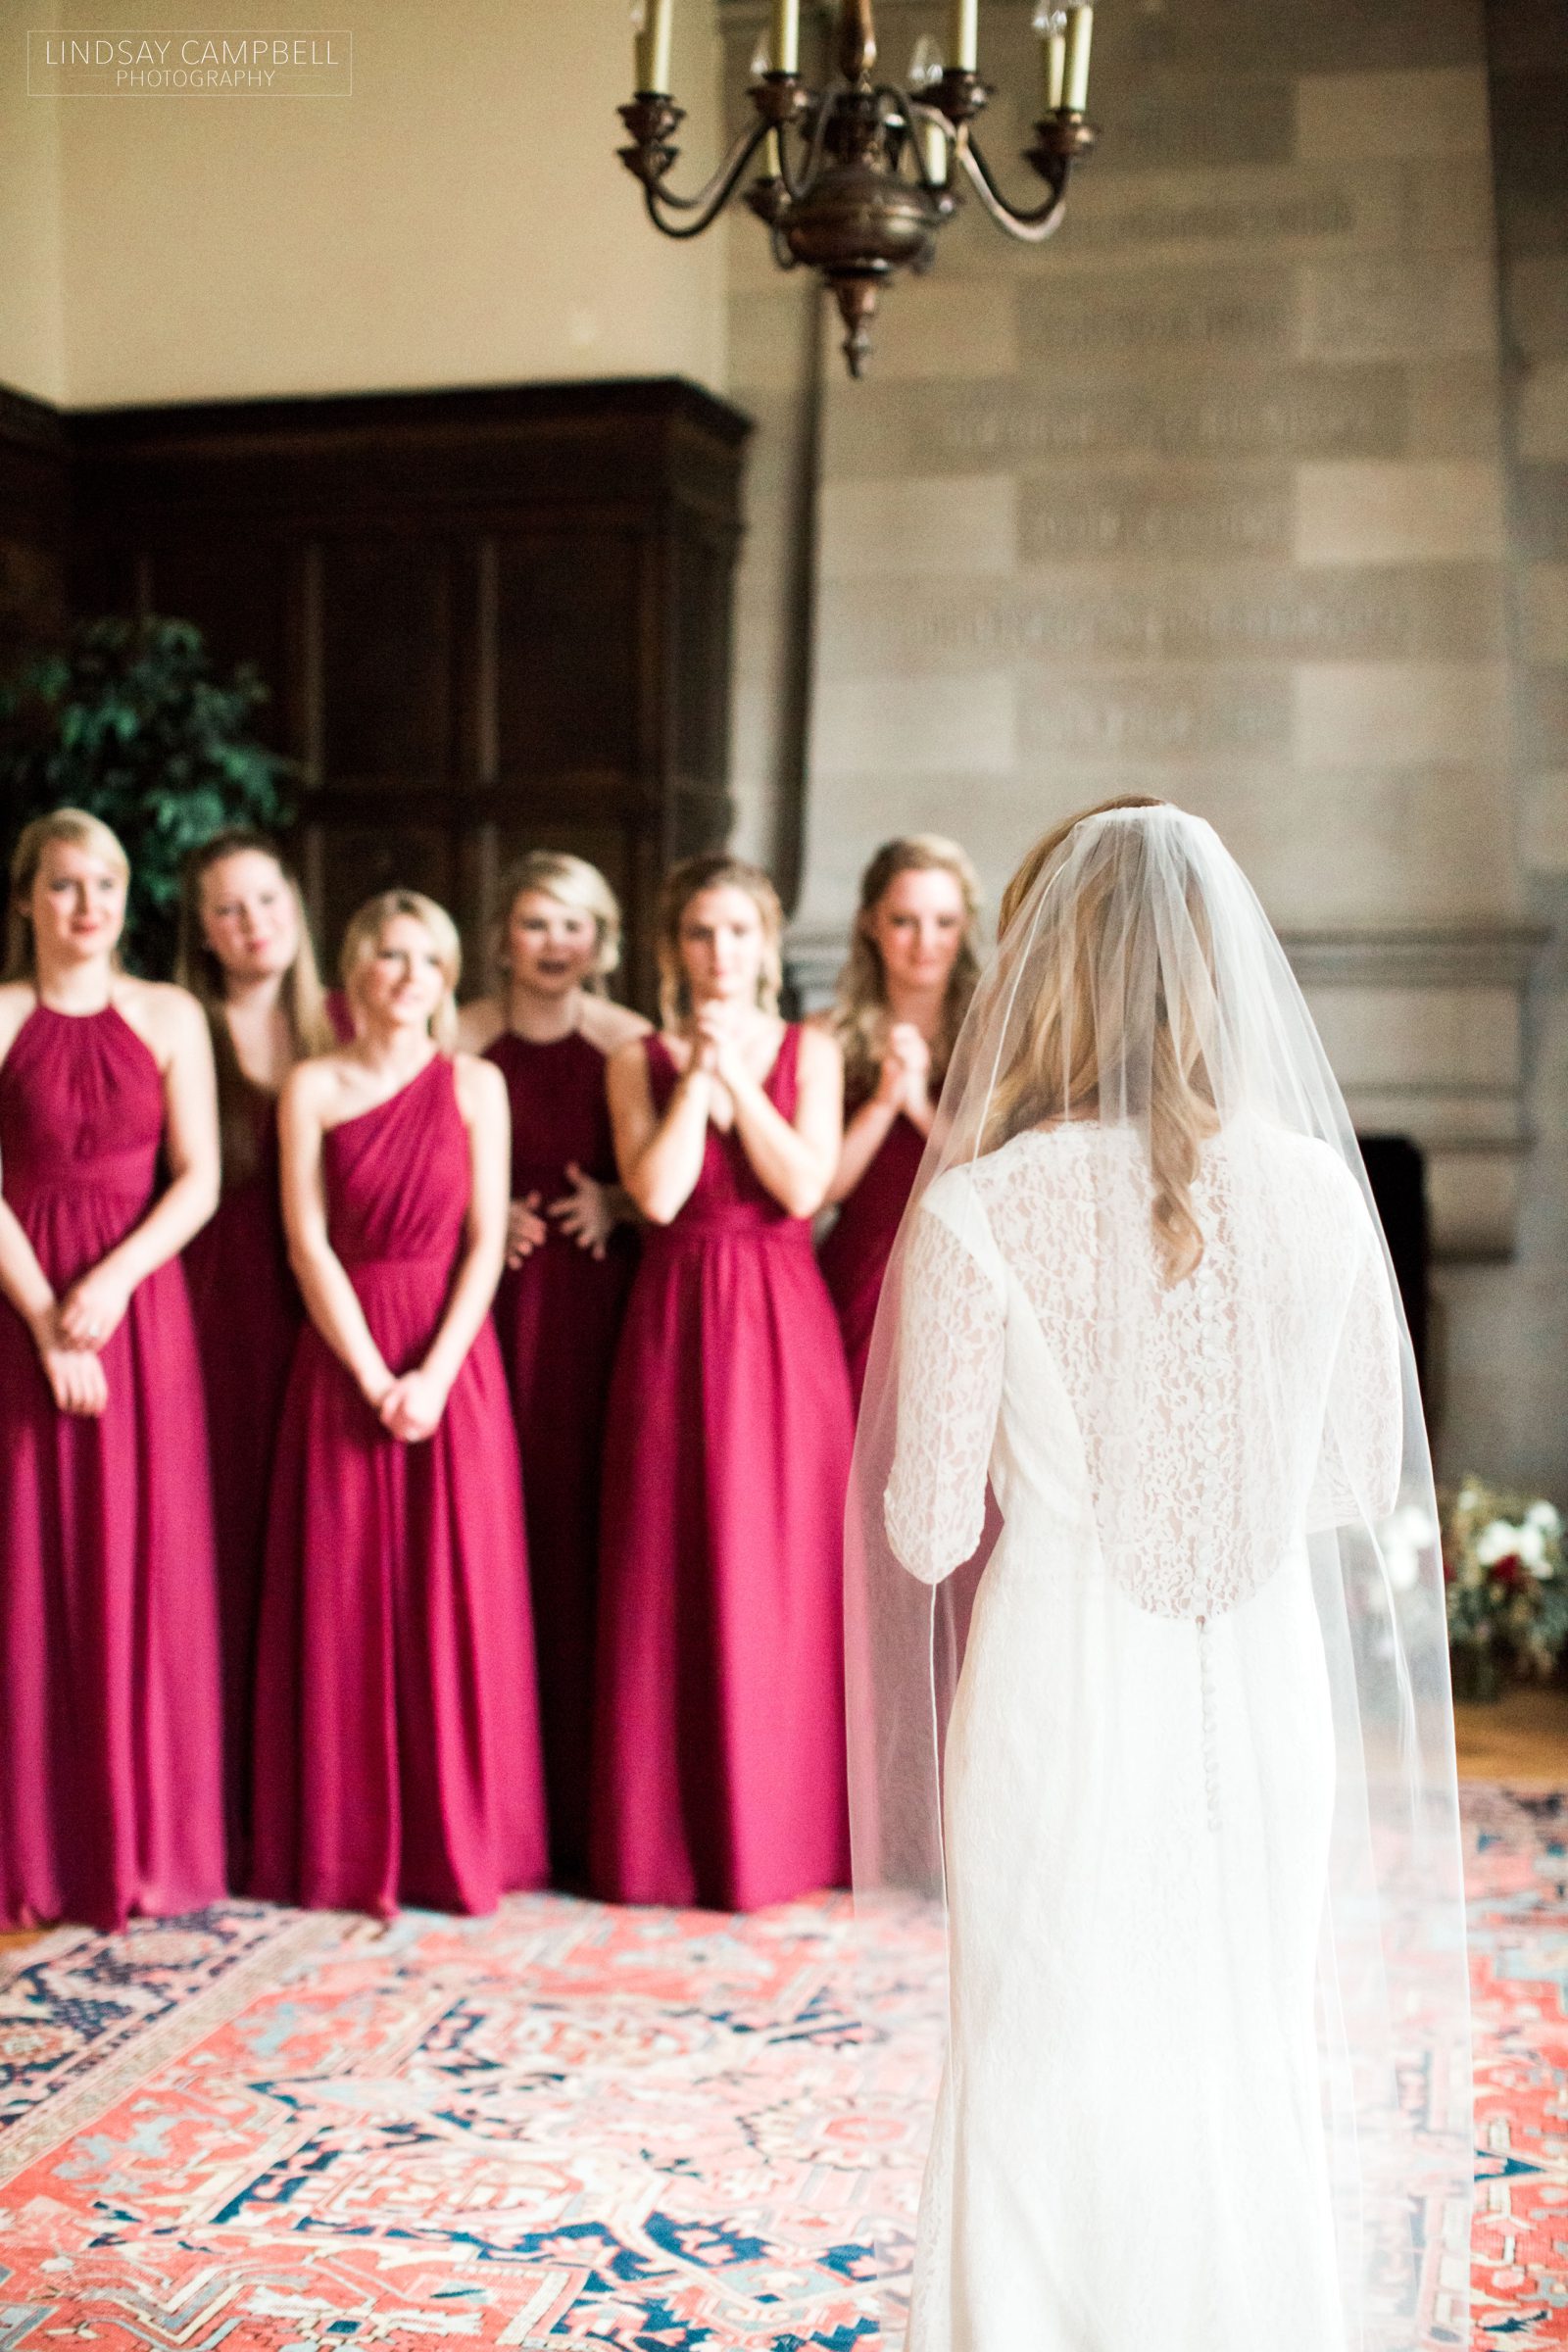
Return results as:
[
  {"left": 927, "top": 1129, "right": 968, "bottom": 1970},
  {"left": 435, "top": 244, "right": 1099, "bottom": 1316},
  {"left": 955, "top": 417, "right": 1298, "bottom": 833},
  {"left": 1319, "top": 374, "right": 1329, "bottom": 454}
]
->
[
  {"left": 874, "top": 1022, "right": 933, "bottom": 1121},
  {"left": 690, "top": 1001, "right": 755, "bottom": 1107}
]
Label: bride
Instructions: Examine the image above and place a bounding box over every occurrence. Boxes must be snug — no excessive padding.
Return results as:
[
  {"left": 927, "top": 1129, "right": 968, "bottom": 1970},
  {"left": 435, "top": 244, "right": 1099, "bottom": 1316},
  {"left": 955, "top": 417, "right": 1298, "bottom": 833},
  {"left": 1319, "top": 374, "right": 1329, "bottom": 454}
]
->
[{"left": 848, "top": 799, "right": 1472, "bottom": 2352}]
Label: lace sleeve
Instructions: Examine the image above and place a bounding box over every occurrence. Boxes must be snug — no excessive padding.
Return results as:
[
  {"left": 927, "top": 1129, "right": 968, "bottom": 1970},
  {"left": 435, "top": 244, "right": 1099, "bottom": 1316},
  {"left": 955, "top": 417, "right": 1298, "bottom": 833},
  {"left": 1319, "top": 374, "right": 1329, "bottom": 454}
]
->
[
  {"left": 884, "top": 1185, "right": 1006, "bottom": 1585},
  {"left": 1309, "top": 1214, "right": 1404, "bottom": 1532}
]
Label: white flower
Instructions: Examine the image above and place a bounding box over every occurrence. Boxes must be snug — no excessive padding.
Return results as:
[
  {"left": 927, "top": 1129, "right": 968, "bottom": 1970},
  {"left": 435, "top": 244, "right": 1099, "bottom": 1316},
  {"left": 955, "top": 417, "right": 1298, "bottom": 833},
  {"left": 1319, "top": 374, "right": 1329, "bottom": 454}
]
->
[
  {"left": 1526, "top": 1499, "right": 1563, "bottom": 1541},
  {"left": 1516, "top": 1523, "right": 1548, "bottom": 1573},
  {"left": 1476, "top": 1518, "right": 1525, "bottom": 1568}
]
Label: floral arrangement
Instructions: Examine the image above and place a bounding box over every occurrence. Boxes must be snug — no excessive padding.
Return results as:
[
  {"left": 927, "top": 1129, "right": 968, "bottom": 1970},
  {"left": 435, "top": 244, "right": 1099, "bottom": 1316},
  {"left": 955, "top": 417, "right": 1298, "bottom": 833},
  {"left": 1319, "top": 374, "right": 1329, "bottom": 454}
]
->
[{"left": 1443, "top": 1478, "right": 1568, "bottom": 1679}]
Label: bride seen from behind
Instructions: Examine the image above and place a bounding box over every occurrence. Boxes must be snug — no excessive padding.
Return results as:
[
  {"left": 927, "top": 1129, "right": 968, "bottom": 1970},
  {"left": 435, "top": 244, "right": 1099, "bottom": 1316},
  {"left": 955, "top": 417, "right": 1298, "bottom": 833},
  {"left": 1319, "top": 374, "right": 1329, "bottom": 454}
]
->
[{"left": 848, "top": 797, "right": 1472, "bottom": 2352}]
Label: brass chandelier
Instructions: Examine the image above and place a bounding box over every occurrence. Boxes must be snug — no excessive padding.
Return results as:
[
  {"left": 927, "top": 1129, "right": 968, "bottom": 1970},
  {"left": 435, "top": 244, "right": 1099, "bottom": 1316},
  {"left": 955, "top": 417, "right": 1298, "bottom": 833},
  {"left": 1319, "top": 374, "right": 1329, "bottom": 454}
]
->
[{"left": 618, "top": 0, "right": 1101, "bottom": 377}]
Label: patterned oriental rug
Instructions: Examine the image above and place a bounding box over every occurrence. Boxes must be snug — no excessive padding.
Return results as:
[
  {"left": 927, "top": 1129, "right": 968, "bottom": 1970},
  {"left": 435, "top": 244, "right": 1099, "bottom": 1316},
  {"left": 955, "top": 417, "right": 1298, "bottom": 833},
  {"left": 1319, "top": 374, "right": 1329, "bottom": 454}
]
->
[{"left": 0, "top": 1785, "right": 1562, "bottom": 2350}]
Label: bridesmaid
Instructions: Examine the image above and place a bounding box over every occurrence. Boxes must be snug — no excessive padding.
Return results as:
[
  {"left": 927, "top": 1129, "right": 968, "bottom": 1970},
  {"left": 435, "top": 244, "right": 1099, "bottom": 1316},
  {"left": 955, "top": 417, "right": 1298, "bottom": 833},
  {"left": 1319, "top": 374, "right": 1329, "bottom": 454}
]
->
[
  {"left": 250, "top": 889, "right": 548, "bottom": 1918},
  {"left": 818, "top": 837, "right": 981, "bottom": 1406},
  {"left": 593, "top": 854, "right": 854, "bottom": 1913},
  {"left": 458, "top": 853, "right": 648, "bottom": 1886},
  {"left": 176, "top": 831, "right": 334, "bottom": 1876},
  {"left": 0, "top": 808, "right": 224, "bottom": 1931}
]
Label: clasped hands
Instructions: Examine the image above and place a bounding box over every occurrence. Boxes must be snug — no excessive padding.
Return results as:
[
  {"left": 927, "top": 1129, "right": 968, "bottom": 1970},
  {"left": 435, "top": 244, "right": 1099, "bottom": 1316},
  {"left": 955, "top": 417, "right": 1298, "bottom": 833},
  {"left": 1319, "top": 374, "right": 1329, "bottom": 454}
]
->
[
  {"left": 372, "top": 1364, "right": 449, "bottom": 1446},
  {"left": 28, "top": 1261, "right": 133, "bottom": 1416}
]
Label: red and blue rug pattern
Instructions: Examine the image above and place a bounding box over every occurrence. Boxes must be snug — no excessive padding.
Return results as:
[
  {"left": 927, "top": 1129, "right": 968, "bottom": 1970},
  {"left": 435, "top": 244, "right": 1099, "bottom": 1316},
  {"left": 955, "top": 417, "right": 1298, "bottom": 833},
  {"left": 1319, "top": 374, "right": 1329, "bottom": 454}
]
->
[{"left": 0, "top": 1784, "right": 1562, "bottom": 2349}]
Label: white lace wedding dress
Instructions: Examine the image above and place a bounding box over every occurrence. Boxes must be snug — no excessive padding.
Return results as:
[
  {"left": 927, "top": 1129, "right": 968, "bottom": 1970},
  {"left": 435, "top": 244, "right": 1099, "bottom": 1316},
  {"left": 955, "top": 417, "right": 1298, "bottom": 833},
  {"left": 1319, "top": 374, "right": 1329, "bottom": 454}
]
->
[{"left": 883, "top": 1117, "right": 1403, "bottom": 2352}]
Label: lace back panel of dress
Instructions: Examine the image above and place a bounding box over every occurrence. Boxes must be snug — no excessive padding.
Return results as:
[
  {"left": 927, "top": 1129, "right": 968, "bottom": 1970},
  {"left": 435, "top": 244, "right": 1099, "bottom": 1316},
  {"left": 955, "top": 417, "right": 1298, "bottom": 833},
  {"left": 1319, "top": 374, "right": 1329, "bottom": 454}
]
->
[{"left": 970, "top": 1125, "right": 1378, "bottom": 1621}]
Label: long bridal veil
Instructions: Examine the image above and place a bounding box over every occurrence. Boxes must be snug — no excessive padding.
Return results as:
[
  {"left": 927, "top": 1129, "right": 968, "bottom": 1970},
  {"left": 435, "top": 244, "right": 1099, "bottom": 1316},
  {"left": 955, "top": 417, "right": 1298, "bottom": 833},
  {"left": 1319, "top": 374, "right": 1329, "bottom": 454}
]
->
[{"left": 846, "top": 803, "right": 1472, "bottom": 2350}]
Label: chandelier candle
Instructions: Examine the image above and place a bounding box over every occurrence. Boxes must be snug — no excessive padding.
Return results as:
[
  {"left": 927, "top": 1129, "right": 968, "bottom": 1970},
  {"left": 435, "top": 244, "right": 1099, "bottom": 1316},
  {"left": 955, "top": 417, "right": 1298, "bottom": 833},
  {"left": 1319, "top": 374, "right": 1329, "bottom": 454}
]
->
[
  {"left": 1063, "top": 3, "right": 1094, "bottom": 112},
  {"left": 771, "top": 0, "right": 801, "bottom": 77},
  {"left": 950, "top": 0, "right": 980, "bottom": 72},
  {"left": 1037, "top": 7, "right": 1067, "bottom": 110},
  {"left": 633, "top": 0, "right": 674, "bottom": 95}
]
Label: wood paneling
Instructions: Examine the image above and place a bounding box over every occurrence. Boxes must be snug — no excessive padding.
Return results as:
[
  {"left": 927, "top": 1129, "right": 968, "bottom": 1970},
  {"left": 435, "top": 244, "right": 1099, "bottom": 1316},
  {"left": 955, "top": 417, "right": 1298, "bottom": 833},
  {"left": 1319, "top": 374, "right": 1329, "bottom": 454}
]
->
[
  {"left": 64, "top": 378, "right": 751, "bottom": 1008},
  {"left": 494, "top": 531, "right": 639, "bottom": 779},
  {"left": 0, "top": 387, "right": 70, "bottom": 684}
]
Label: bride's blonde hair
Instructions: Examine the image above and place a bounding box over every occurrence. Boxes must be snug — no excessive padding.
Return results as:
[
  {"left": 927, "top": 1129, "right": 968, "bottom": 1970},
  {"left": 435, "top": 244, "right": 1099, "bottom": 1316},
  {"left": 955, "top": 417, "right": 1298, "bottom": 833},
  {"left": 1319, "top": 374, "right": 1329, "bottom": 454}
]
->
[{"left": 990, "top": 795, "right": 1215, "bottom": 1286}]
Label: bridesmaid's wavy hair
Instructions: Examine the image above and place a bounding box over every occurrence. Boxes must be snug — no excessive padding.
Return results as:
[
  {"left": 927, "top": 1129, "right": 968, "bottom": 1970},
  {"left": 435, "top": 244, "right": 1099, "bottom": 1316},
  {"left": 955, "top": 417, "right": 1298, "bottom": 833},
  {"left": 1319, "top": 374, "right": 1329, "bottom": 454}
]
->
[
  {"left": 339, "top": 889, "right": 463, "bottom": 1054},
  {"left": 490, "top": 852, "right": 623, "bottom": 995},
  {"left": 174, "top": 830, "right": 335, "bottom": 1186},
  {"left": 656, "top": 854, "right": 784, "bottom": 1031},
  {"left": 831, "top": 835, "right": 982, "bottom": 1104},
  {"left": 4, "top": 808, "right": 129, "bottom": 980},
  {"left": 989, "top": 795, "right": 1217, "bottom": 1289}
]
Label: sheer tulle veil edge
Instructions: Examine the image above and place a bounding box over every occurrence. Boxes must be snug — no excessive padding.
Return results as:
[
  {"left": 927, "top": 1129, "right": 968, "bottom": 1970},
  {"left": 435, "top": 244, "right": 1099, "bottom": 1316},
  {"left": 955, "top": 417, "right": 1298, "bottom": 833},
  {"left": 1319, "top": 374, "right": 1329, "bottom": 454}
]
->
[{"left": 845, "top": 803, "right": 1472, "bottom": 2351}]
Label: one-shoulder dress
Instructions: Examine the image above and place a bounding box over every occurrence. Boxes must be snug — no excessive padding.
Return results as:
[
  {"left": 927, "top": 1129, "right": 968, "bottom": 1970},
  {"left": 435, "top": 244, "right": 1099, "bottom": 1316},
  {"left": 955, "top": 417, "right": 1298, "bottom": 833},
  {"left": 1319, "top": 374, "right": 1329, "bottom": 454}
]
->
[
  {"left": 591, "top": 1025, "right": 854, "bottom": 1912},
  {"left": 485, "top": 1028, "right": 637, "bottom": 1886},
  {"left": 0, "top": 1003, "right": 225, "bottom": 1930},
  {"left": 250, "top": 1054, "right": 549, "bottom": 1916},
  {"left": 185, "top": 1078, "right": 300, "bottom": 1875}
]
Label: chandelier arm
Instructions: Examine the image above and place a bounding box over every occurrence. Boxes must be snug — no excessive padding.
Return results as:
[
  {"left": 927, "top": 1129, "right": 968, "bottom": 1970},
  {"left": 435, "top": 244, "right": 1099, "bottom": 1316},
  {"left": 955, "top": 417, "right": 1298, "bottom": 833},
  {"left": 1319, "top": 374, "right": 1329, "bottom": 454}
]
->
[
  {"left": 775, "top": 87, "right": 838, "bottom": 207},
  {"left": 640, "top": 117, "right": 774, "bottom": 234},
  {"left": 870, "top": 81, "right": 932, "bottom": 181},
  {"left": 959, "top": 132, "right": 1069, "bottom": 241}
]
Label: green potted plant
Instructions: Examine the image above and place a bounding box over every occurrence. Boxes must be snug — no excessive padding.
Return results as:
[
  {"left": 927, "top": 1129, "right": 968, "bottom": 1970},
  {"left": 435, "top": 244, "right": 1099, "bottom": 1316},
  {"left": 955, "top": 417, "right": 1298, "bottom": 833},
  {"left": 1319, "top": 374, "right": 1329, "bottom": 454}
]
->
[
  {"left": 0, "top": 614, "right": 295, "bottom": 976},
  {"left": 1443, "top": 1478, "right": 1568, "bottom": 1702}
]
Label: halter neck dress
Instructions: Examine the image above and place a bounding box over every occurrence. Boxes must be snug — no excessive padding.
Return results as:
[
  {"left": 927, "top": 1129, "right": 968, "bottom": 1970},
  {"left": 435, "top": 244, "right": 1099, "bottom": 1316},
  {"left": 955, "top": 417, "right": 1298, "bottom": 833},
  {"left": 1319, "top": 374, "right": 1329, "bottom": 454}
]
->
[
  {"left": 185, "top": 1070, "right": 300, "bottom": 1878},
  {"left": 484, "top": 1026, "right": 637, "bottom": 1886},
  {"left": 0, "top": 1002, "right": 224, "bottom": 1930}
]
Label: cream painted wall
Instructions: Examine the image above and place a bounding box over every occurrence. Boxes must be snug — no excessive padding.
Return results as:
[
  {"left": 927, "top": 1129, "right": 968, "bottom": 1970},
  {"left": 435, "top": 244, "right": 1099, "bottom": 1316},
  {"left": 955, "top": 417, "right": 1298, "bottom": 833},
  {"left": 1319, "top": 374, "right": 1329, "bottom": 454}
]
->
[
  {"left": 4, "top": 0, "right": 726, "bottom": 407},
  {"left": 0, "top": 1, "right": 66, "bottom": 402}
]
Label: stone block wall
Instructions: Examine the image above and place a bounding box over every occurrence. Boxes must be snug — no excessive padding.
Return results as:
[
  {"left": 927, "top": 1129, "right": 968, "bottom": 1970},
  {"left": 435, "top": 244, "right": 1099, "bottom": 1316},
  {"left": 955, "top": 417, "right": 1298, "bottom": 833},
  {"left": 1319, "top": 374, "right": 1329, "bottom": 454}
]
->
[
  {"left": 1435, "top": 0, "right": 1568, "bottom": 1494},
  {"left": 719, "top": 0, "right": 1564, "bottom": 1491}
]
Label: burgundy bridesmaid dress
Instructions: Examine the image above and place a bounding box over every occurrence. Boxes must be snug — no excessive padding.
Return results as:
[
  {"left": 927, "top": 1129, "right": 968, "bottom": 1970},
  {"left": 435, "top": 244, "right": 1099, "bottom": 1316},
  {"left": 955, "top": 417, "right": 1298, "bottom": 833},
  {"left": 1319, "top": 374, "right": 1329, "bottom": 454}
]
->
[
  {"left": 184, "top": 1084, "right": 299, "bottom": 1876},
  {"left": 592, "top": 1026, "right": 854, "bottom": 1913},
  {"left": 818, "top": 1092, "right": 926, "bottom": 1408},
  {"left": 485, "top": 1029, "right": 636, "bottom": 1886},
  {"left": 251, "top": 1054, "right": 549, "bottom": 1917},
  {"left": 0, "top": 1004, "right": 225, "bottom": 1931}
]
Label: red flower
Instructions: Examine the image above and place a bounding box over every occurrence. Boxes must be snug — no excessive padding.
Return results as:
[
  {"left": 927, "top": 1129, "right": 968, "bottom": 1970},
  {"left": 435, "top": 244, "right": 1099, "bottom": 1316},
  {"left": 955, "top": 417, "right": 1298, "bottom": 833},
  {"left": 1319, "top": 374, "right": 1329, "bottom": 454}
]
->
[{"left": 1490, "top": 1554, "right": 1523, "bottom": 1588}]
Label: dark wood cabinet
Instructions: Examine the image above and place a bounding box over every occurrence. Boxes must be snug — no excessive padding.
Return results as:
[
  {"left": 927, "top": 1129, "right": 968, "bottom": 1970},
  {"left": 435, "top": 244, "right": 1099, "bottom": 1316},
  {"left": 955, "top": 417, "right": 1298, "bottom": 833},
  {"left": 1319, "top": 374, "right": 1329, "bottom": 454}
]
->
[{"left": 49, "top": 377, "right": 750, "bottom": 1008}]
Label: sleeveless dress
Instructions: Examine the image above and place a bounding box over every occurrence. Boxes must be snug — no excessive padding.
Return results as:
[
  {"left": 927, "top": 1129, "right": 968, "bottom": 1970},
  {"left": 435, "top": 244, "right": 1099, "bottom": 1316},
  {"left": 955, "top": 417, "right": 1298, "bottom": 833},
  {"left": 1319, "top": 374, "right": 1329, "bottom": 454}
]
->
[
  {"left": 0, "top": 1003, "right": 225, "bottom": 1931},
  {"left": 485, "top": 1028, "right": 637, "bottom": 1886},
  {"left": 250, "top": 1054, "right": 549, "bottom": 1917},
  {"left": 591, "top": 1025, "right": 854, "bottom": 1912},
  {"left": 819, "top": 1092, "right": 926, "bottom": 1407},
  {"left": 184, "top": 1079, "right": 299, "bottom": 1876}
]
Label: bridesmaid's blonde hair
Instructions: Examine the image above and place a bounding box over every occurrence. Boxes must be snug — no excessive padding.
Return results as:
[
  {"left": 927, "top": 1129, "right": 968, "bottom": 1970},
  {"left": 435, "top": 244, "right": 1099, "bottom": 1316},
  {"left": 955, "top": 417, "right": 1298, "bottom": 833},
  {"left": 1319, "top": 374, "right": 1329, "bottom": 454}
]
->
[
  {"left": 340, "top": 889, "right": 462, "bottom": 1054},
  {"left": 491, "top": 852, "right": 623, "bottom": 994},
  {"left": 656, "top": 854, "right": 784, "bottom": 1031},
  {"left": 175, "top": 829, "right": 335, "bottom": 1183},
  {"left": 4, "top": 808, "right": 130, "bottom": 980},
  {"left": 989, "top": 795, "right": 1216, "bottom": 1287},
  {"left": 831, "top": 835, "right": 982, "bottom": 1102}
]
